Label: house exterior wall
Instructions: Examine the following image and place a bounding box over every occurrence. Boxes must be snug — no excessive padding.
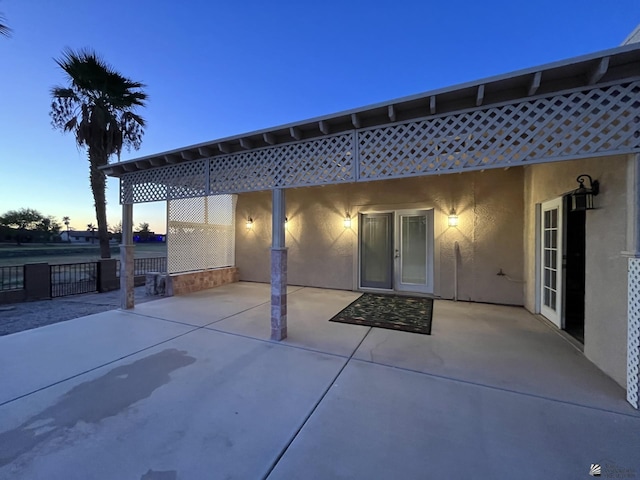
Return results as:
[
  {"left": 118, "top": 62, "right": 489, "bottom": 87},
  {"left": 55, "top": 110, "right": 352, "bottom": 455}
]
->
[
  {"left": 235, "top": 168, "right": 525, "bottom": 306},
  {"left": 523, "top": 155, "right": 629, "bottom": 387}
]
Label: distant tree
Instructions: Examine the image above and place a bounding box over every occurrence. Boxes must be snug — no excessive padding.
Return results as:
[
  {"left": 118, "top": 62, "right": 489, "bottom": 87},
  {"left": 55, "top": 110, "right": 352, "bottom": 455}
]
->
[
  {"left": 87, "top": 223, "right": 97, "bottom": 244},
  {"left": 110, "top": 221, "right": 123, "bottom": 242},
  {"left": 110, "top": 221, "right": 122, "bottom": 234},
  {"left": 37, "top": 216, "right": 61, "bottom": 242},
  {"left": 137, "top": 222, "right": 151, "bottom": 241},
  {"left": 50, "top": 48, "right": 148, "bottom": 259},
  {"left": 0, "top": 208, "right": 43, "bottom": 230},
  {"left": 62, "top": 216, "right": 71, "bottom": 241},
  {"left": 0, "top": 208, "right": 44, "bottom": 244},
  {"left": 0, "top": 13, "right": 11, "bottom": 37}
]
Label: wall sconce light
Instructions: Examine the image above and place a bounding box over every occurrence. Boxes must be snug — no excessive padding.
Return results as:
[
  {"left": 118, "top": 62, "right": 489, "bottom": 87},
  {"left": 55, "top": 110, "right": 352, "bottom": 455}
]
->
[
  {"left": 246, "top": 217, "right": 253, "bottom": 230},
  {"left": 285, "top": 216, "right": 288, "bottom": 225},
  {"left": 570, "top": 174, "right": 599, "bottom": 212},
  {"left": 448, "top": 209, "right": 459, "bottom": 227},
  {"left": 343, "top": 214, "right": 352, "bottom": 228}
]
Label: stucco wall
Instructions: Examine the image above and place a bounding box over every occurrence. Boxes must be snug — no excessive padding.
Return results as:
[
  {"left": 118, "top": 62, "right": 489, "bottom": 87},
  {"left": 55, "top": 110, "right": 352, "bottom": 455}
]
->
[
  {"left": 235, "top": 168, "right": 525, "bottom": 306},
  {"left": 523, "top": 155, "right": 628, "bottom": 386}
]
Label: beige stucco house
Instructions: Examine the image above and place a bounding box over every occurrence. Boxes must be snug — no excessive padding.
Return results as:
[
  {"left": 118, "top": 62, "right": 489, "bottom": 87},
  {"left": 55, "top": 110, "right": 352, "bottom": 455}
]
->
[{"left": 105, "top": 35, "right": 640, "bottom": 408}]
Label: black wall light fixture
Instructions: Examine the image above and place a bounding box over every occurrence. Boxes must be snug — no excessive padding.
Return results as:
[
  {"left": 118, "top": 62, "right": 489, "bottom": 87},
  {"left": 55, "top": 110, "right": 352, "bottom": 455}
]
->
[{"left": 570, "top": 174, "right": 599, "bottom": 211}]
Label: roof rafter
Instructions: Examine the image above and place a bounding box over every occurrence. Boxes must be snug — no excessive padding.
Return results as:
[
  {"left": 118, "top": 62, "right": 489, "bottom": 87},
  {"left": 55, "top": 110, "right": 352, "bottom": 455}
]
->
[{"left": 589, "top": 56, "right": 609, "bottom": 85}]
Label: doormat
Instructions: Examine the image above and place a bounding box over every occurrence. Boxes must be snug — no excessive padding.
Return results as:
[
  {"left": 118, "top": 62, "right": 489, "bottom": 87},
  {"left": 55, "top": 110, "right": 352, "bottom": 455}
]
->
[{"left": 329, "top": 293, "right": 433, "bottom": 335}]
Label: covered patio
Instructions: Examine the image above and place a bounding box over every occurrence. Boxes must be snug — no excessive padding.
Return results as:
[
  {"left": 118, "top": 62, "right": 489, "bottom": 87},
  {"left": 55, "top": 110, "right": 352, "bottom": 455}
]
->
[
  {"left": 103, "top": 41, "right": 640, "bottom": 409},
  {"left": 1, "top": 283, "right": 638, "bottom": 478}
]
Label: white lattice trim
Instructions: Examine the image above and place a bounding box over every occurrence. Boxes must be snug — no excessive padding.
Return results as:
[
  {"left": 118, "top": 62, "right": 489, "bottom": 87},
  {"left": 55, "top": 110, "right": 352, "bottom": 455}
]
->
[
  {"left": 628, "top": 257, "right": 640, "bottom": 408},
  {"left": 358, "top": 82, "right": 640, "bottom": 180},
  {"left": 120, "top": 82, "right": 640, "bottom": 204},
  {"left": 209, "top": 132, "right": 355, "bottom": 194},
  {"left": 121, "top": 160, "right": 207, "bottom": 204}
]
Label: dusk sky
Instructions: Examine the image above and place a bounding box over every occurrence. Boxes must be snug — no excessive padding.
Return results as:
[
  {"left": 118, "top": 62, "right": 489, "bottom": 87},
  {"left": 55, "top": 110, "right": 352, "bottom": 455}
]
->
[{"left": 0, "top": 1, "right": 638, "bottom": 233}]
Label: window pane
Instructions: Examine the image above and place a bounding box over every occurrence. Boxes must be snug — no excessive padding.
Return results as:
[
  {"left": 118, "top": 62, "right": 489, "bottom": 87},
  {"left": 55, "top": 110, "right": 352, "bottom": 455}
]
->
[{"left": 401, "top": 216, "right": 427, "bottom": 285}]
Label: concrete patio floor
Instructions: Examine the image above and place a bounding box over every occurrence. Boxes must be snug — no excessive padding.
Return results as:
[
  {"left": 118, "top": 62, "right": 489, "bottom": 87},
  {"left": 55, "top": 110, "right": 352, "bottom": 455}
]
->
[{"left": 0, "top": 282, "right": 638, "bottom": 479}]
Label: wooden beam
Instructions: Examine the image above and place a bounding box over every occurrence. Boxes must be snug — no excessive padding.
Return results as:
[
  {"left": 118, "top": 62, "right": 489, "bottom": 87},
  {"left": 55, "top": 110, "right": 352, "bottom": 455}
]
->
[
  {"left": 351, "top": 113, "right": 361, "bottom": 128},
  {"left": 319, "top": 120, "right": 330, "bottom": 135},
  {"left": 429, "top": 96, "right": 436, "bottom": 115},
  {"left": 163, "top": 154, "right": 179, "bottom": 163},
  {"left": 528, "top": 72, "right": 541, "bottom": 96},
  {"left": 149, "top": 158, "right": 165, "bottom": 167},
  {"left": 388, "top": 105, "right": 396, "bottom": 122},
  {"left": 239, "top": 138, "right": 253, "bottom": 150},
  {"left": 123, "top": 162, "right": 138, "bottom": 172},
  {"left": 263, "top": 132, "right": 276, "bottom": 145},
  {"left": 589, "top": 56, "right": 609, "bottom": 85},
  {"left": 290, "top": 127, "right": 302, "bottom": 140},
  {"left": 198, "top": 146, "right": 214, "bottom": 156},
  {"left": 475, "top": 85, "right": 485, "bottom": 107},
  {"left": 218, "top": 143, "right": 230, "bottom": 154},
  {"left": 181, "top": 151, "right": 195, "bottom": 161}
]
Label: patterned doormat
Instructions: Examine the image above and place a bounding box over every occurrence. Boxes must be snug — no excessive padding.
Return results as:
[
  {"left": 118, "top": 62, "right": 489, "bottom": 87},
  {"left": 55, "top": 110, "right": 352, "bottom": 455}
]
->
[{"left": 329, "top": 293, "right": 433, "bottom": 335}]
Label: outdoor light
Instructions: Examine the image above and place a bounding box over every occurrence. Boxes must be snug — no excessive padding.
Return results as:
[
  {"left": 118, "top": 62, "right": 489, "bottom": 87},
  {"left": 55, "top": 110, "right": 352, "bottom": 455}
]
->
[
  {"left": 246, "top": 217, "right": 253, "bottom": 230},
  {"left": 448, "top": 209, "right": 459, "bottom": 227},
  {"left": 343, "top": 214, "right": 352, "bottom": 228},
  {"left": 570, "top": 174, "right": 599, "bottom": 212},
  {"left": 285, "top": 216, "right": 288, "bottom": 226}
]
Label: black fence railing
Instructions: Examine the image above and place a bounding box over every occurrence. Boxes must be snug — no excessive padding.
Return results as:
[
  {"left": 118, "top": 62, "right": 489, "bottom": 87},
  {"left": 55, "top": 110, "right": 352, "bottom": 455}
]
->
[
  {"left": 0, "top": 265, "right": 23, "bottom": 291},
  {"left": 50, "top": 262, "right": 98, "bottom": 297},
  {"left": 116, "top": 257, "right": 167, "bottom": 276},
  {"left": 135, "top": 257, "right": 167, "bottom": 275}
]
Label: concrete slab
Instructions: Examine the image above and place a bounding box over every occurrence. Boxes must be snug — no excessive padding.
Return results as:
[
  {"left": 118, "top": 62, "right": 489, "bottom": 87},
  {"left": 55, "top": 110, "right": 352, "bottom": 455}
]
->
[
  {"left": 131, "top": 282, "right": 302, "bottom": 327},
  {"left": 0, "top": 310, "right": 195, "bottom": 405},
  {"left": 0, "top": 328, "right": 346, "bottom": 480},
  {"left": 269, "top": 359, "right": 640, "bottom": 480},
  {"left": 352, "top": 299, "right": 634, "bottom": 414},
  {"left": 211, "top": 287, "right": 367, "bottom": 357}
]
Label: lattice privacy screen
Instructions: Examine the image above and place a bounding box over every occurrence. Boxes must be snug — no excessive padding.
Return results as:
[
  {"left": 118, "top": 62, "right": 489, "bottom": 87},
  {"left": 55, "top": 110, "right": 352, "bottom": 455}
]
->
[
  {"left": 121, "top": 82, "right": 640, "bottom": 204},
  {"left": 628, "top": 257, "right": 640, "bottom": 408},
  {"left": 167, "top": 195, "right": 237, "bottom": 274}
]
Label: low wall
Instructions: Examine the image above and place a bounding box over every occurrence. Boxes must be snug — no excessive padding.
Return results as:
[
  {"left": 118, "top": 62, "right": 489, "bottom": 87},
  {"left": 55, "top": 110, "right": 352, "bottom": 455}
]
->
[{"left": 168, "top": 267, "right": 239, "bottom": 296}]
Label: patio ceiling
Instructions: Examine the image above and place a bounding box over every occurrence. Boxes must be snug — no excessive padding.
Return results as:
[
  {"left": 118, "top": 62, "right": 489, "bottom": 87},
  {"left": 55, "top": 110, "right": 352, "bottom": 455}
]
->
[{"left": 103, "top": 43, "right": 640, "bottom": 177}]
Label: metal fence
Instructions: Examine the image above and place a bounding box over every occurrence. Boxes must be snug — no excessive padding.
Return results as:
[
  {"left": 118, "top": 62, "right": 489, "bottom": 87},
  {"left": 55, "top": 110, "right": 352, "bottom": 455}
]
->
[
  {"left": 115, "top": 257, "right": 167, "bottom": 276},
  {"left": 50, "top": 262, "right": 98, "bottom": 297},
  {"left": 134, "top": 257, "right": 167, "bottom": 275},
  {"left": 0, "top": 265, "right": 24, "bottom": 291}
]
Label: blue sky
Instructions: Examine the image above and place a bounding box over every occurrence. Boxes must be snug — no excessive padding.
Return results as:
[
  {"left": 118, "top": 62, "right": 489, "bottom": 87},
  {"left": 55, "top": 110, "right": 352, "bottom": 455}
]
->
[{"left": 0, "top": 0, "right": 638, "bottom": 233}]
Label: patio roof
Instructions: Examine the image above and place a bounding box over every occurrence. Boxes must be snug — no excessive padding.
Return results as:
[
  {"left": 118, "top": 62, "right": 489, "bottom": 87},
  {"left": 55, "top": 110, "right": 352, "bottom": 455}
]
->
[{"left": 103, "top": 43, "right": 640, "bottom": 177}]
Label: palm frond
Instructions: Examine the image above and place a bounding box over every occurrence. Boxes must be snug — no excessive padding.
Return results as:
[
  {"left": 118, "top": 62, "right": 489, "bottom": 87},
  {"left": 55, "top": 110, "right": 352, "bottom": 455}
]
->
[{"left": 0, "top": 14, "right": 11, "bottom": 38}]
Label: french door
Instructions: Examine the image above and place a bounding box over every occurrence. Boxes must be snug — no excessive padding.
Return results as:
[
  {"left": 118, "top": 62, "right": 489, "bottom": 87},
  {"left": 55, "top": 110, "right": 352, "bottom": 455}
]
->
[
  {"left": 359, "top": 210, "right": 433, "bottom": 293},
  {"left": 540, "top": 198, "right": 563, "bottom": 327}
]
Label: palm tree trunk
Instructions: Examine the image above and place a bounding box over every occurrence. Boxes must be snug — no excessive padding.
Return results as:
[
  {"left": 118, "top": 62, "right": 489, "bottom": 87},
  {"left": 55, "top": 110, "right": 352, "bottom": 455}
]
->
[{"left": 88, "top": 149, "right": 111, "bottom": 259}]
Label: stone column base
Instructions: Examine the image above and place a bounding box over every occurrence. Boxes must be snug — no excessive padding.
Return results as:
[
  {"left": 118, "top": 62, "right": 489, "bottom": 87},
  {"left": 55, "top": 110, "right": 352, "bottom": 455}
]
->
[
  {"left": 120, "top": 244, "right": 135, "bottom": 310},
  {"left": 271, "top": 248, "right": 288, "bottom": 341}
]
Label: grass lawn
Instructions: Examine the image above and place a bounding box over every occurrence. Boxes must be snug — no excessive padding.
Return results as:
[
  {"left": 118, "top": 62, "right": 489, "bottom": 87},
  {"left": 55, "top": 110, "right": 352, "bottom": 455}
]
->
[{"left": 0, "top": 243, "right": 166, "bottom": 266}]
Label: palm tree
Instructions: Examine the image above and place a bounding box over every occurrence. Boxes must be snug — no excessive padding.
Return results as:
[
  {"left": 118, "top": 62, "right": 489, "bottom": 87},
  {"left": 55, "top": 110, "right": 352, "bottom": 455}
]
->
[
  {"left": 87, "top": 223, "right": 97, "bottom": 244},
  {"left": 62, "top": 216, "right": 70, "bottom": 242},
  {"left": 50, "top": 48, "right": 147, "bottom": 258}
]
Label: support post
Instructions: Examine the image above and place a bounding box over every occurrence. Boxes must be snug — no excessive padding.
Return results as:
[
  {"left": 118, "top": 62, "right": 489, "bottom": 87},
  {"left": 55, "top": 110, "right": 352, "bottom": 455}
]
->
[
  {"left": 120, "top": 203, "right": 135, "bottom": 309},
  {"left": 271, "top": 188, "right": 287, "bottom": 340}
]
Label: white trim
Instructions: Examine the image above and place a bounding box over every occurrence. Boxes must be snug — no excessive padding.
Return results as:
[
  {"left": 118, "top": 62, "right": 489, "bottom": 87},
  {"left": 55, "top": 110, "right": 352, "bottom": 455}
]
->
[{"left": 540, "top": 197, "right": 564, "bottom": 328}]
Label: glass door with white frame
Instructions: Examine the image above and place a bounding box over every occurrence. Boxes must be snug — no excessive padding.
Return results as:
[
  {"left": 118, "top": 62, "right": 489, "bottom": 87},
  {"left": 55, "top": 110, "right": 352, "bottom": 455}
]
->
[
  {"left": 540, "top": 198, "right": 563, "bottom": 328},
  {"left": 395, "top": 210, "right": 434, "bottom": 294},
  {"left": 359, "top": 213, "right": 393, "bottom": 289}
]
